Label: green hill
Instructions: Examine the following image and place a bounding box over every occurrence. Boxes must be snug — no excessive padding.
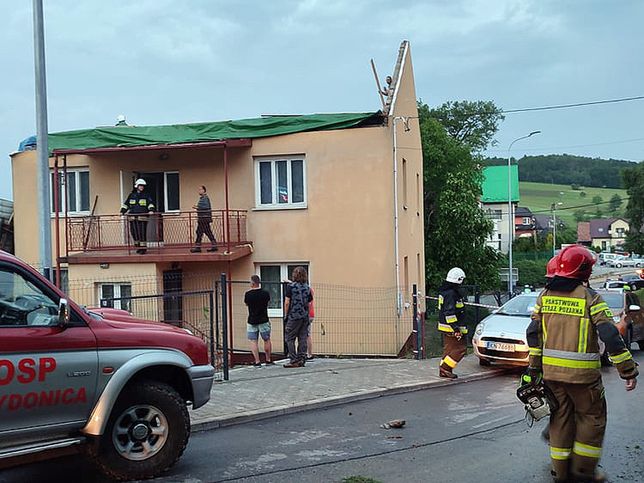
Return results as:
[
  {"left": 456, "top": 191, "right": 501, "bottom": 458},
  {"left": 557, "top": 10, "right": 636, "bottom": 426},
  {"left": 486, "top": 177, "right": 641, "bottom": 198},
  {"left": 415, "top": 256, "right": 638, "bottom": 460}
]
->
[
  {"left": 485, "top": 154, "right": 637, "bottom": 189},
  {"left": 518, "top": 182, "right": 628, "bottom": 227}
]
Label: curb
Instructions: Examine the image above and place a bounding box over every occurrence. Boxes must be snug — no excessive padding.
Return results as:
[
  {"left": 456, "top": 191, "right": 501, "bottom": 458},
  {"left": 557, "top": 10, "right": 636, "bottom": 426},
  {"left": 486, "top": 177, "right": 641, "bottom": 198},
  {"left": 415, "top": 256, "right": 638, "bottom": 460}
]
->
[{"left": 191, "top": 366, "right": 510, "bottom": 432}]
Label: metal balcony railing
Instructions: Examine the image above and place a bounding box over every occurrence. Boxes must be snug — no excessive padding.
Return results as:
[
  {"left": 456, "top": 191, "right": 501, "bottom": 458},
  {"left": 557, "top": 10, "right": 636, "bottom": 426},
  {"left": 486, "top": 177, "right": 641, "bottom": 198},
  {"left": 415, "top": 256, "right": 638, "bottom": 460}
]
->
[{"left": 66, "top": 210, "right": 248, "bottom": 253}]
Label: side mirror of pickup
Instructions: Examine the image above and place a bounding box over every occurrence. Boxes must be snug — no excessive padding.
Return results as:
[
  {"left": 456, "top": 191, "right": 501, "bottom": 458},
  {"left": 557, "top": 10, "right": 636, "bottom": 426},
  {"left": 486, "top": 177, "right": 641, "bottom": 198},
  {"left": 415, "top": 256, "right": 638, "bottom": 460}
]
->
[{"left": 58, "top": 298, "right": 70, "bottom": 328}]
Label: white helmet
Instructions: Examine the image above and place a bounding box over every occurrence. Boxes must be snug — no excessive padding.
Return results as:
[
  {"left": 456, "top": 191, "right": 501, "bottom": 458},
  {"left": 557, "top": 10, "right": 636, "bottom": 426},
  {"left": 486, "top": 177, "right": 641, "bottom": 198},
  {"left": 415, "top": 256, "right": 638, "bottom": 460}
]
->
[
  {"left": 134, "top": 178, "right": 146, "bottom": 187},
  {"left": 446, "top": 267, "right": 466, "bottom": 284}
]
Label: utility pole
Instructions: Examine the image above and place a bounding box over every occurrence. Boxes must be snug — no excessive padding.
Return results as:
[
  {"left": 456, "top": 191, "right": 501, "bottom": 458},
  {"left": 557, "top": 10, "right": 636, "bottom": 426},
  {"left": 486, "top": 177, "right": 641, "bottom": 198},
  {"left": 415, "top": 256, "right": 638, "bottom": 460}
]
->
[{"left": 33, "top": 0, "right": 52, "bottom": 280}]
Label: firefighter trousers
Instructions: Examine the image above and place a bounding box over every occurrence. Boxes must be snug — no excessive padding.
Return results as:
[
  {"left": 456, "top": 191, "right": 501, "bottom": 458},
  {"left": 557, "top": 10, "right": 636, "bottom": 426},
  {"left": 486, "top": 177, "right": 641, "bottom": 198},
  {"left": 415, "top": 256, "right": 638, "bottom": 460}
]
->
[
  {"left": 547, "top": 379, "right": 606, "bottom": 481},
  {"left": 440, "top": 333, "right": 466, "bottom": 372}
]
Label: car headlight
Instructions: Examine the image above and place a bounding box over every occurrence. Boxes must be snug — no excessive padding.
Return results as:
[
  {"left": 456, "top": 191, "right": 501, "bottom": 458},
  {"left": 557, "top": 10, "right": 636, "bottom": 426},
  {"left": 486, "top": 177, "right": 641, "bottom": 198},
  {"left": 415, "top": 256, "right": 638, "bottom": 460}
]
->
[{"left": 475, "top": 323, "right": 485, "bottom": 336}]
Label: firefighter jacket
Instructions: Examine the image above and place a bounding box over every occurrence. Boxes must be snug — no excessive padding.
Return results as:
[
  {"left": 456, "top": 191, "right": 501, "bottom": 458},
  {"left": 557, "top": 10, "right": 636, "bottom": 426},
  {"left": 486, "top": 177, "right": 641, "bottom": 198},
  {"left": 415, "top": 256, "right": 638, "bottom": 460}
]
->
[
  {"left": 438, "top": 282, "right": 468, "bottom": 334},
  {"left": 526, "top": 283, "right": 638, "bottom": 384},
  {"left": 120, "top": 190, "right": 155, "bottom": 214}
]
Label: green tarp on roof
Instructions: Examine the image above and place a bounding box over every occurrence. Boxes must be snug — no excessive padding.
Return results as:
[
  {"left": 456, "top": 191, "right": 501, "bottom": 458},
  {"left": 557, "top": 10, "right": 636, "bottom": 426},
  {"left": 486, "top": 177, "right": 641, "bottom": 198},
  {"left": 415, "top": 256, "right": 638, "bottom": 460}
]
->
[
  {"left": 47, "top": 112, "right": 382, "bottom": 154},
  {"left": 481, "top": 165, "right": 520, "bottom": 202}
]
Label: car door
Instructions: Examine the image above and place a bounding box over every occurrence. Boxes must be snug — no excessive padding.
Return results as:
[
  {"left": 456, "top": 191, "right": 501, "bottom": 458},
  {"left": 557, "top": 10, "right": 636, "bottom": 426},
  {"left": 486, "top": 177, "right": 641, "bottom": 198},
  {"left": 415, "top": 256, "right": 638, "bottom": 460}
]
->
[{"left": 0, "top": 262, "right": 98, "bottom": 442}]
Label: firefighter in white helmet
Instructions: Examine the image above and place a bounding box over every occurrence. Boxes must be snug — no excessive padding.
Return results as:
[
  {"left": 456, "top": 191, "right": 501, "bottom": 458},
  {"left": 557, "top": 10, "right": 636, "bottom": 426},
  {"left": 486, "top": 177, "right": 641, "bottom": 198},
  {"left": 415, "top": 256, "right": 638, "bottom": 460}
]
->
[
  {"left": 437, "top": 267, "right": 467, "bottom": 379},
  {"left": 120, "top": 178, "right": 155, "bottom": 254}
]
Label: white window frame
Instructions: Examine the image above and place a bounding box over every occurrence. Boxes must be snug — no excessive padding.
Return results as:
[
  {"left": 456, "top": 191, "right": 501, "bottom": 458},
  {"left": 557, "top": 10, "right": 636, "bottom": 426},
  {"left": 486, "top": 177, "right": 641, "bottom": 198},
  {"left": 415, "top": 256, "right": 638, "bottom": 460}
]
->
[
  {"left": 50, "top": 168, "right": 90, "bottom": 216},
  {"left": 98, "top": 283, "right": 132, "bottom": 311},
  {"left": 256, "top": 263, "right": 310, "bottom": 317},
  {"left": 163, "top": 171, "right": 180, "bottom": 213},
  {"left": 254, "top": 156, "right": 307, "bottom": 210}
]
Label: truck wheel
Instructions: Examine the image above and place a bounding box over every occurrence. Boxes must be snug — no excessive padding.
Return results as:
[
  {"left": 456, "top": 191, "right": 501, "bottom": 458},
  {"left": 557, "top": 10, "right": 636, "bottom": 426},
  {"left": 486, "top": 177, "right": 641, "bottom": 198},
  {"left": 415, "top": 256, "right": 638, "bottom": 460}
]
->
[
  {"left": 638, "top": 340, "right": 644, "bottom": 351},
  {"left": 88, "top": 382, "right": 190, "bottom": 481},
  {"left": 478, "top": 358, "right": 491, "bottom": 366}
]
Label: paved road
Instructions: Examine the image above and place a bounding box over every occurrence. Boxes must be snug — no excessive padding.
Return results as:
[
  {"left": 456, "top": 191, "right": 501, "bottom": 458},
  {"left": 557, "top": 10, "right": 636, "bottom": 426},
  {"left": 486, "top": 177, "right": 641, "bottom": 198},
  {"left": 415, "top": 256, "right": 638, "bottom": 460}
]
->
[{"left": 2, "top": 353, "right": 641, "bottom": 483}]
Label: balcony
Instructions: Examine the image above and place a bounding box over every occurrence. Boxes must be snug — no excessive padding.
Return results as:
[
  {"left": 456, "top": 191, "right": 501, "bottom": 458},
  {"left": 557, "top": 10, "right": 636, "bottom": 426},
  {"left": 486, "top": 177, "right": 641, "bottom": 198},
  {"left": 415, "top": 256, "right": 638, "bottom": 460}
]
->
[{"left": 64, "top": 210, "right": 251, "bottom": 264}]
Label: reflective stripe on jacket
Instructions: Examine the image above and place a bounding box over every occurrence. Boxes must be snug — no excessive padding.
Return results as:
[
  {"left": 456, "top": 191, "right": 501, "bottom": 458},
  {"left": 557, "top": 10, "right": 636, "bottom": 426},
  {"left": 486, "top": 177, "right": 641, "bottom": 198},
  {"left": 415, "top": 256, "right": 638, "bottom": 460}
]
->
[
  {"left": 438, "top": 286, "right": 467, "bottom": 334},
  {"left": 121, "top": 190, "right": 155, "bottom": 214},
  {"left": 526, "top": 285, "right": 636, "bottom": 383}
]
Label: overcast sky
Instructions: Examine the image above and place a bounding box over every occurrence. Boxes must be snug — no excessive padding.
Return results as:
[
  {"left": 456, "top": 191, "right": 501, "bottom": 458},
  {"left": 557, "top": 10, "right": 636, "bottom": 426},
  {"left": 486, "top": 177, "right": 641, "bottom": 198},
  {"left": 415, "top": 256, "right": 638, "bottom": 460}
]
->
[{"left": 2, "top": 0, "right": 643, "bottom": 200}]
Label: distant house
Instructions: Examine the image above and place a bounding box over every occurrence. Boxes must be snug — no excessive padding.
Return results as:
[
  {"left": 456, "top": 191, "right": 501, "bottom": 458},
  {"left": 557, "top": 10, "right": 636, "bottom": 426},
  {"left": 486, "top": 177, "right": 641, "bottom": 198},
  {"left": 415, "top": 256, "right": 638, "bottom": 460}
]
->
[
  {"left": 481, "top": 165, "right": 519, "bottom": 253},
  {"left": 0, "top": 198, "right": 13, "bottom": 254},
  {"left": 533, "top": 214, "right": 552, "bottom": 236},
  {"left": 577, "top": 218, "right": 629, "bottom": 251},
  {"left": 514, "top": 206, "right": 536, "bottom": 239}
]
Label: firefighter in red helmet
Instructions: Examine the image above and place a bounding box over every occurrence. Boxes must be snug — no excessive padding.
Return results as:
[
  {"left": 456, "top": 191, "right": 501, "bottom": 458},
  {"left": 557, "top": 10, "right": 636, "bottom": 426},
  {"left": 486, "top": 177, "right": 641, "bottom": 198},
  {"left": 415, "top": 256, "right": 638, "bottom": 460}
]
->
[{"left": 526, "top": 245, "right": 638, "bottom": 482}]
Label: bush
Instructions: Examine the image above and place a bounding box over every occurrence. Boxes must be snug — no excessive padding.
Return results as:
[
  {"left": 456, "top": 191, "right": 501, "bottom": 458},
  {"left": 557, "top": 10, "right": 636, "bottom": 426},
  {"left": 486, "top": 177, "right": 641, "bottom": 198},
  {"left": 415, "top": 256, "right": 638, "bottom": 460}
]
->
[
  {"left": 571, "top": 183, "right": 580, "bottom": 190},
  {"left": 515, "top": 259, "right": 549, "bottom": 288}
]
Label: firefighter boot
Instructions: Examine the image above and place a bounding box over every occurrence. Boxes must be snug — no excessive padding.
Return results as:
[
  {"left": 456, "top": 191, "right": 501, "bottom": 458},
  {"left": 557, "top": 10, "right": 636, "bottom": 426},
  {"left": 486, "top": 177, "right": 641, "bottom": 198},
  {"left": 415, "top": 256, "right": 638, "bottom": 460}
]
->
[{"left": 439, "top": 366, "right": 457, "bottom": 379}]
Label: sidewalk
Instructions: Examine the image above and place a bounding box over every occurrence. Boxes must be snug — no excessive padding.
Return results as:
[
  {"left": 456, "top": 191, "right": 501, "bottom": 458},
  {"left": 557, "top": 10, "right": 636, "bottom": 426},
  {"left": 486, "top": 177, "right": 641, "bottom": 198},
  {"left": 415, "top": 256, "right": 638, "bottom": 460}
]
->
[{"left": 190, "top": 355, "right": 510, "bottom": 432}]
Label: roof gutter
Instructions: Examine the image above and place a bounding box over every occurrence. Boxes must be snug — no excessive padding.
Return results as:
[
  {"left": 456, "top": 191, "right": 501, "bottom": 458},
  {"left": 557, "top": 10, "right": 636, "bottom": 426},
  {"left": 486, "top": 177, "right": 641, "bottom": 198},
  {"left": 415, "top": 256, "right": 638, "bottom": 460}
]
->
[{"left": 51, "top": 138, "right": 252, "bottom": 156}]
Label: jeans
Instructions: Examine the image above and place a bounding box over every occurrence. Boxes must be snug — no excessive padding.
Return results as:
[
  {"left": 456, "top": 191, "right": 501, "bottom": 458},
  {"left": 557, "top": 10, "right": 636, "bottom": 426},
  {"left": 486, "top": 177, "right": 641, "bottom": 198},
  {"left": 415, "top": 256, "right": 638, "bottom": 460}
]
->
[{"left": 285, "top": 317, "right": 309, "bottom": 363}]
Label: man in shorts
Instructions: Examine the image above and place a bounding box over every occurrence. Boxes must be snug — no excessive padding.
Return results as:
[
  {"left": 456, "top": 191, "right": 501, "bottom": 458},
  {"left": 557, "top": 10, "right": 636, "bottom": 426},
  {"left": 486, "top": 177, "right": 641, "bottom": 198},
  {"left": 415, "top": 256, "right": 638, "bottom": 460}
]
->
[{"left": 244, "top": 275, "right": 273, "bottom": 366}]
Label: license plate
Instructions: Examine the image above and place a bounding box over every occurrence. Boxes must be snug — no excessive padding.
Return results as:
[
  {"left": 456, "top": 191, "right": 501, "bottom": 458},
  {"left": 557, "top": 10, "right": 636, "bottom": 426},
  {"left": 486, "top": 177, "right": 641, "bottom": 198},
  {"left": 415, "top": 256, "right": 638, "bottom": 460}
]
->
[{"left": 486, "top": 341, "right": 515, "bottom": 352}]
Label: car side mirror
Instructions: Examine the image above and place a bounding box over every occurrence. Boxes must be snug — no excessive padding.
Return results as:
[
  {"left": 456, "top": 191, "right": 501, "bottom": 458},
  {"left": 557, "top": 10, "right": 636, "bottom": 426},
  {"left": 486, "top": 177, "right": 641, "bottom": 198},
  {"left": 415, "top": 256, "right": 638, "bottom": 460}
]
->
[
  {"left": 628, "top": 304, "right": 641, "bottom": 312},
  {"left": 58, "top": 298, "right": 70, "bottom": 327}
]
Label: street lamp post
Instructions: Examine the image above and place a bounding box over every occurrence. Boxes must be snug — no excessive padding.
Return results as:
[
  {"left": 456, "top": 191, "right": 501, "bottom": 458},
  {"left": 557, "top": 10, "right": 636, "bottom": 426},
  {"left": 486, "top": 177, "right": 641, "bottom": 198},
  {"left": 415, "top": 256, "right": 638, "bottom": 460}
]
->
[
  {"left": 552, "top": 202, "right": 563, "bottom": 256},
  {"left": 507, "top": 131, "right": 540, "bottom": 296}
]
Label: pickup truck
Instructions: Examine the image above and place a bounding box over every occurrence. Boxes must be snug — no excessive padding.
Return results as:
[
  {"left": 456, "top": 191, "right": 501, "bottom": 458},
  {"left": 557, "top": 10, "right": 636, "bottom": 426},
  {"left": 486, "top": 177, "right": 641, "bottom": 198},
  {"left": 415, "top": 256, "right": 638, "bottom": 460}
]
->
[{"left": 0, "top": 251, "right": 214, "bottom": 480}]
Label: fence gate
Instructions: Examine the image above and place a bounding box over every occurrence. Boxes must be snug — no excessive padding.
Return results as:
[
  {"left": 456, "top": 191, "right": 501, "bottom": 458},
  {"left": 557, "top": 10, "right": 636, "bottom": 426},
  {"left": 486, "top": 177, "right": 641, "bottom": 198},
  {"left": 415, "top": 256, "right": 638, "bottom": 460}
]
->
[{"left": 100, "top": 289, "right": 228, "bottom": 381}]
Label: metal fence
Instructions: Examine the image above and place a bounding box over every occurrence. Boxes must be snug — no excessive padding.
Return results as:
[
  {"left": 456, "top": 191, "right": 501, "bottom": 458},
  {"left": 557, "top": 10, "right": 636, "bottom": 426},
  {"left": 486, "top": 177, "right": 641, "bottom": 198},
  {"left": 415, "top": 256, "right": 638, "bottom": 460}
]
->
[
  {"left": 100, "top": 289, "right": 229, "bottom": 381},
  {"left": 66, "top": 210, "right": 248, "bottom": 253},
  {"left": 420, "top": 284, "right": 498, "bottom": 358}
]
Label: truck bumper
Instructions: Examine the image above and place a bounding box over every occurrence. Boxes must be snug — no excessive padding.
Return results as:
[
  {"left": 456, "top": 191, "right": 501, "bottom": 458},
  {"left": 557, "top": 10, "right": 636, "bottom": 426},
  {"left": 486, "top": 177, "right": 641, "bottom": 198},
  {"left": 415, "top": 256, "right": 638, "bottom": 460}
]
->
[{"left": 188, "top": 364, "right": 215, "bottom": 409}]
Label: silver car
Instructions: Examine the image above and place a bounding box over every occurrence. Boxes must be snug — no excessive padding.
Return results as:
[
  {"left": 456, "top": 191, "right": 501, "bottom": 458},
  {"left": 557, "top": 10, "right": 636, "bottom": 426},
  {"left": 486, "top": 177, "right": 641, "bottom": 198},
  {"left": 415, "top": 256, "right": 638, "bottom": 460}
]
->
[{"left": 472, "top": 293, "right": 538, "bottom": 367}]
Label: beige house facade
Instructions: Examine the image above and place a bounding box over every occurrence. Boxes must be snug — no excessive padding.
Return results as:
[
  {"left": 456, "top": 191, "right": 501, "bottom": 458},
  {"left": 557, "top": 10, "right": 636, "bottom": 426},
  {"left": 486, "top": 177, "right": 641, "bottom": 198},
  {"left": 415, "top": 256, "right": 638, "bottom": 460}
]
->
[{"left": 11, "top": 42, "right": 424, "bottom": 357}]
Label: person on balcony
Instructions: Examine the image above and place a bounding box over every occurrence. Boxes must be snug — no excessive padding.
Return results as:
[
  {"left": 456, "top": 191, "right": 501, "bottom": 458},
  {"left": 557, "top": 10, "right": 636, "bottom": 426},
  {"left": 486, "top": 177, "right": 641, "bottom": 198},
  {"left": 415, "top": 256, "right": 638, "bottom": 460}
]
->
[
  {"left": 120, "top": 178, "right": 155, "bottom": 254},
  {"left": 191, "top": 185, "right": 218, "bottom": 253}
]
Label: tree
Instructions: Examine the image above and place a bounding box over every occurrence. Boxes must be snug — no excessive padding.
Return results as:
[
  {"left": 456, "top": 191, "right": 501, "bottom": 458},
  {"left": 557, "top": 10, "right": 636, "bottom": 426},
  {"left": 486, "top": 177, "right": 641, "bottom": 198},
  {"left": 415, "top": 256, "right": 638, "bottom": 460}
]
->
[
  {"left": 420, "top": 100, "right": 505, "bottom": 153},
  {"left": 574, "top": 209, "right": 587, "bottom": 222},
  {"left": 419, "top": 105, "right": 500, "bottom": 291},
  {"left": 592, "top": 195, "right": 603, "bottom": 205},
  {"left": 608, "top": 194, "right": 623, "bottom": 213},
  {"left": 579, "top": 191, "right": 587, "bottom": 198},
  {"left": 622, "top": 162, "right": 644, "bottom": 253}
]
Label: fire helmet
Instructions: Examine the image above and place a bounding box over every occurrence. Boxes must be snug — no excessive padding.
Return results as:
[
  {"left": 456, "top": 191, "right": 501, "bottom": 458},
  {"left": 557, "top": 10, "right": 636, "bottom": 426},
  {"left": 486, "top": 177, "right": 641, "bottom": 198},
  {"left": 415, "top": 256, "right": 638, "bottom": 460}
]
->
[
  {"left": 554, "top": 245, "right": 597, "bottom": 280},
  {"left": 134, "top": 178, "right": 147, "bottom": 188},
  {"left": 546, "top": 255, "right": 559, "bottom": 278},
  {"left": 446, "top": 267, "right": 466, "bottom": 284}
]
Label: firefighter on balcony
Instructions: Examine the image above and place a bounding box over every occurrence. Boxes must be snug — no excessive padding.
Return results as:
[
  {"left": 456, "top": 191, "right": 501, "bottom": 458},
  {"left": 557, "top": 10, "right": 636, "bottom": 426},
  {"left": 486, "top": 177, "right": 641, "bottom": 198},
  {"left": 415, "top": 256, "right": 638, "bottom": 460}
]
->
[
  {"left": 526, "top": 245, "right": 638, "bottom": 483},
  {"left": 120, "top": 178, "right": 155, "bottom": 254},
  {"left": 437, "top": 267, "right": 467, "bottom": 379}
]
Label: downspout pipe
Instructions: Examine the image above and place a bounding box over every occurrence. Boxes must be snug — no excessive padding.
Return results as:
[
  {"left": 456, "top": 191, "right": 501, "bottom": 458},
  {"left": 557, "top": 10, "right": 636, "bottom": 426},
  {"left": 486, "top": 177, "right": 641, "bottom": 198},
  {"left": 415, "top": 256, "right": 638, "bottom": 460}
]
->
[
  {"left": 53, "top": 155, "right": 61, "bottom": 288},
  {"left": 392, "top": 116, "right": 408, "bottom": 317}
]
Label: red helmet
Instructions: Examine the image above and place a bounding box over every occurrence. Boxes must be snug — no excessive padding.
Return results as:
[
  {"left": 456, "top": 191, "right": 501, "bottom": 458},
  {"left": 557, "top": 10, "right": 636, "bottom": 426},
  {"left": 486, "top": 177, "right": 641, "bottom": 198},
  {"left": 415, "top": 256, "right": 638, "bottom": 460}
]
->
[
  {"left": 546, "top": 255, "right": 559, "bottom": 278},
  {"left": 554, "top": 245, "right": 597, "bottom": 280}
]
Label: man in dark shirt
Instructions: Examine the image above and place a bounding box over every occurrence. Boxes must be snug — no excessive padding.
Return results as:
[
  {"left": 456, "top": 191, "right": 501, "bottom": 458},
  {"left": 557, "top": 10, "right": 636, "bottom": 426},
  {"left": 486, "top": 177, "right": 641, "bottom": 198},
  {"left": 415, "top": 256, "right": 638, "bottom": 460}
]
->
[{"left": 244, "top": 275, "right": 273, "bottom": 366}]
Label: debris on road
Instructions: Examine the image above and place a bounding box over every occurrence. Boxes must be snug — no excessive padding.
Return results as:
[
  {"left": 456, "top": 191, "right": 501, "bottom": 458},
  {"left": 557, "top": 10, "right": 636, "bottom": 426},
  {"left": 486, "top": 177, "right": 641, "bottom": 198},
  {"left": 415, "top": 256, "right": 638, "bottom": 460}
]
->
[{"left": 380, "top": 419, "right": 406, "bottom": 429}]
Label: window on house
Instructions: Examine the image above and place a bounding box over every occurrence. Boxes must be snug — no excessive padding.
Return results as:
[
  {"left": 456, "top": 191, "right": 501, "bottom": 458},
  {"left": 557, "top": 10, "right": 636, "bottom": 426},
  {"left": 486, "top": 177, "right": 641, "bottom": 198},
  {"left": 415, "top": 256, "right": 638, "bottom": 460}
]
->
[
  {"left": 522, "top": 217, "right": 531, "bottom": 225},
  {"left": 416, "top": 173, "right": 420, "bottom": 215},
  {"left": 486, "top": 209, "right": 503, "bottom": 220},
  {"left": 50, "top": 169, "right": 90, "bottom": 214},
  {"left": 402, "top": 159, "right": 408, "bottom": 208},
  {"left": 257, "top": 263, "right": 310, "bottom": 316},
  {"left": 164, "top": 172, "right": 180, "bottom": 212},
  {"left": 255, "top": 157, "right": 306, "bottom": 208},
  {"left": 99, "top": 283, "right": 132, "bottom": 312}
]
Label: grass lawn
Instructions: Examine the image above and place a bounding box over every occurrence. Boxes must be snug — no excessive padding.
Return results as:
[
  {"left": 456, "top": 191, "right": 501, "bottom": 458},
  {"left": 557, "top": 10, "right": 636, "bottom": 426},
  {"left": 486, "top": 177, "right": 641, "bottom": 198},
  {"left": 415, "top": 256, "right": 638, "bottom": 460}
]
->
[{"left": 518, "top": 181, "right": 628, "bottom": 226}]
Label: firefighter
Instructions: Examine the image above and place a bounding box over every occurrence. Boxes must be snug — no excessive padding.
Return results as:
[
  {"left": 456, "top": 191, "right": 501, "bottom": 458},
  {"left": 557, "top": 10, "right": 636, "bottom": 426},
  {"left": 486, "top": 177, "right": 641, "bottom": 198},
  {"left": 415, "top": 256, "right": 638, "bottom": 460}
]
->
[
  {"left": 526, "top": 245, "right": 638, "bottom": 483},
  {"left": 437, "top": 267, "right": 467, "bottom": 379},
  {"left": 120, "top": 178, "right": 155, "bottom": 254}
]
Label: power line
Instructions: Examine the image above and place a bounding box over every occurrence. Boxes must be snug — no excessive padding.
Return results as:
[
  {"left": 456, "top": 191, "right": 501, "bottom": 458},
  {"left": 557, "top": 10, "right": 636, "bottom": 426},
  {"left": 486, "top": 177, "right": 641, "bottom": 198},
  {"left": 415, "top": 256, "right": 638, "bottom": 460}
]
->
[
  {"left": 502, "top": 95, "right": 644, "bottom": 114},
  {"left": 486, "top": 137, "right": 644, "bottom": 154},
  {"left": 485, "top": 196, "right": 631, "bottom": 217}
]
